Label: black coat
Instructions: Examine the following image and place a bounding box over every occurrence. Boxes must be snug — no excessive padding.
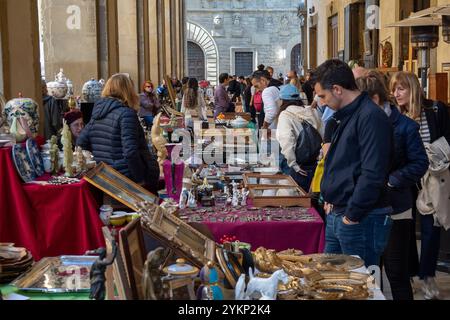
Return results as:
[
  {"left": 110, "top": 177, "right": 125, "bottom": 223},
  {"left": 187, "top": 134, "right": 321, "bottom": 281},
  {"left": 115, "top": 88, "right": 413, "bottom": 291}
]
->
[
  {"left": 387, "top": 105, "right": 429, "bottom": 214},
  {"left": 422, "top": 99, "right": 450, "bottom": 144},
  {"left": 321, "top": 92, "right": 394, "bottom": 222},
  {"left": 77, "top": 98, "right": 160, "bottom": 194}
]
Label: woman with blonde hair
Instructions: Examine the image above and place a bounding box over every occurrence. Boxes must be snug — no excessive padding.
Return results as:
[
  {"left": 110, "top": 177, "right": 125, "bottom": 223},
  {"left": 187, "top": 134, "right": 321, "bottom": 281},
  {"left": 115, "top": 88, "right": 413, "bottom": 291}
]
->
[
  {"left": 390, "top": 71, "right": 450, "bottom": 299},
  {"left": 77, "top": 73, "right": 160, "bottom": 195}
]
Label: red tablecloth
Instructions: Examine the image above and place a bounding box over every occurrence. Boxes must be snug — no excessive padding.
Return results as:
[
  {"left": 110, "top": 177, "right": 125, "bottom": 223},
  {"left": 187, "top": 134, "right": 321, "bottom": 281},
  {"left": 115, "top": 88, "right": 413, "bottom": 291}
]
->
[
  {"left": 181, "top": 207, "right": 325, "bottom": 254},
  {"left": 0, "top": 147, "right": 105, "bottom": 260}
]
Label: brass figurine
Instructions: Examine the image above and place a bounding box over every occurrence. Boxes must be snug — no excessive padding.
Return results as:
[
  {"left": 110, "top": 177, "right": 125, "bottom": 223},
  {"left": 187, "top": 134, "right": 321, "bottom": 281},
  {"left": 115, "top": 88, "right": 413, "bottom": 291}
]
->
[{"left": 87, "top": 240, "right": 118, "bottom": 301}]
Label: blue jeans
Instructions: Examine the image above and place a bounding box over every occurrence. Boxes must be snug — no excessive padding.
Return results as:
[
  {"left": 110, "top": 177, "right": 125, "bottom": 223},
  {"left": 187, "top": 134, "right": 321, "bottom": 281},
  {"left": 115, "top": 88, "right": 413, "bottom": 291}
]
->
[{"left": 325, "top": 208, "right": 393, "bottom": 267}]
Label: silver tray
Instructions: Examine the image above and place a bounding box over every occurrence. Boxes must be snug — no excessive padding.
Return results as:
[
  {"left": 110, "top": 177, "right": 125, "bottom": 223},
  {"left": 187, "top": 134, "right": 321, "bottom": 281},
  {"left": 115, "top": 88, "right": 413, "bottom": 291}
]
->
[{"left": 11, "top": 255, "right": 97, "bottom": 293}]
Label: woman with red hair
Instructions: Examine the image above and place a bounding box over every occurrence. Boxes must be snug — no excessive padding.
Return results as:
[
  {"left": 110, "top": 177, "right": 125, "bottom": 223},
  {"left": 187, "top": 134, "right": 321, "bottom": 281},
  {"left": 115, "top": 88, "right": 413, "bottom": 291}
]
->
[{"left": 139, "top": 80, "right": 160, "bottom": 129}]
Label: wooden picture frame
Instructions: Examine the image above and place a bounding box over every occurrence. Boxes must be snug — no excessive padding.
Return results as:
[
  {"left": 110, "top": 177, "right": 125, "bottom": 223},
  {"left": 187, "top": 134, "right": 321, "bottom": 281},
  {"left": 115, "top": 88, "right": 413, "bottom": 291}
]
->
[
  {"left": 84, "top": 162, "right": 158, "bottom": 212},
  {"left": 138, "top": 202, "right": 217, "bottom": 268},
  {"left": 243, "top": 173, "right": 311, "bottom": 208},
  {"left": 119, "top": 218, "right": 147, "bottom": 300},
  {"left": 102, "top": 227, "right": 133, "bottom": 300}
]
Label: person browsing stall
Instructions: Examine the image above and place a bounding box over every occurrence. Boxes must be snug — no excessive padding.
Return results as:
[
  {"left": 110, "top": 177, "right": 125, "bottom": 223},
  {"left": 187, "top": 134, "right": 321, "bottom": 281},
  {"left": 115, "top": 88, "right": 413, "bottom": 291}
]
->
[
  {"left": 313, "top": 59, "right": 394, "bottom": 268},
  {"left": 77, "top": 73, "right": 160, "bottom": 195},
  {"left": 356, "top": 71, "right": 428, "bottom": 300}
]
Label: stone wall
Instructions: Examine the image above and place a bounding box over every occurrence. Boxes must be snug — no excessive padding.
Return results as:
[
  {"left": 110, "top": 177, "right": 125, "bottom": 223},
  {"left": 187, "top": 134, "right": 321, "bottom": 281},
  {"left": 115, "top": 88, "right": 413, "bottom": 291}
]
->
[
  {"left": 40, "top": 0, "right": 98, "bottom": 94},
  {"left": 186, "top": 0, "right": 303, "bottom": 78},
  {"left": 39, "top": 0, "right": 186, "bottom": 93}
]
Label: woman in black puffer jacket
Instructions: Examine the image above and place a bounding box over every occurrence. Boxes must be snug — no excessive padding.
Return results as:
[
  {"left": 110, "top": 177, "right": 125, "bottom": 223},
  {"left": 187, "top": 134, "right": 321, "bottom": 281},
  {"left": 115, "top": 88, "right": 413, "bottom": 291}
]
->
[{"left": 77, "top": 73, "right": 160, "bottom": 195}]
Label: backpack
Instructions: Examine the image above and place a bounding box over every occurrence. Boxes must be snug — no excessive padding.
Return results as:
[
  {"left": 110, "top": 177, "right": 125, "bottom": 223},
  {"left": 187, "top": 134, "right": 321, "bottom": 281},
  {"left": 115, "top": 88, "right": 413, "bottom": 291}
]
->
[
  {"left": 295, "top": 120, "right": 322, "bottom": 166},
  {"left": 253, "top": 91, "right": 263, "bottom": 112}
]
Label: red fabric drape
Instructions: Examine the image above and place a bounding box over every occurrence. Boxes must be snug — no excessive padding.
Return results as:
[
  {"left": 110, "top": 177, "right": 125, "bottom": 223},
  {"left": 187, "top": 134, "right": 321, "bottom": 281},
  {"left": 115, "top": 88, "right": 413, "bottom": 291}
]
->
[{"left": 0, "top": 147, "right": 104, "bottom": 260}]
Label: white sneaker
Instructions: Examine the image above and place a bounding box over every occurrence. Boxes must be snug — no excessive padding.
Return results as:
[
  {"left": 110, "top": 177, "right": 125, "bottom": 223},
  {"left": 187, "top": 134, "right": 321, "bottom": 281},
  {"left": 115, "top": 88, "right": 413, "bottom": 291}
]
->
[{"left": 422, "top": 277, "right": 441, "bottom": 300}]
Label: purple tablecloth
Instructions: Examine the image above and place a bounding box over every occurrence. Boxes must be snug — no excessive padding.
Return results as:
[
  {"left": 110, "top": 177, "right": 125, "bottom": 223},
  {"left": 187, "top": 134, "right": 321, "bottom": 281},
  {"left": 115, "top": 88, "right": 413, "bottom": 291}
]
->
[{"left": 182, "top": 207, "right": 325, "bottom": 254}]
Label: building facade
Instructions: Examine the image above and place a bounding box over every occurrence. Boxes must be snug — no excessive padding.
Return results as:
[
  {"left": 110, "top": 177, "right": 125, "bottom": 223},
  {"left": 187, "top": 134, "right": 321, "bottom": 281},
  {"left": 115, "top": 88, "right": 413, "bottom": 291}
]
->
[
  {"left": 0, "top": 0, "right": 186, "bottom": 136},
  {"left": 305, "top": 0, "right": 450, "bottom": 102},
  {"left": 186, "top": 0, "right": 306, "bottom": 84},
  {"left": 38, "top": 0, "right": 186, "bottom": 95}
]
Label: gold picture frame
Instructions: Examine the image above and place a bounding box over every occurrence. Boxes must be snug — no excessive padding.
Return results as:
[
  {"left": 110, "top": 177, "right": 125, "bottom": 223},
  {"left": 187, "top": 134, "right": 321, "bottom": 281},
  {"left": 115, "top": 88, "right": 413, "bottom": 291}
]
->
[
  {"left": 138, "top": 202, "right": 217, "bottom": 268},
  {"left": 83, "top": 162, "right": 158, "bottom": 212},
  {"left": 163, "top": 75, "right": 183, "bottom": 117}
]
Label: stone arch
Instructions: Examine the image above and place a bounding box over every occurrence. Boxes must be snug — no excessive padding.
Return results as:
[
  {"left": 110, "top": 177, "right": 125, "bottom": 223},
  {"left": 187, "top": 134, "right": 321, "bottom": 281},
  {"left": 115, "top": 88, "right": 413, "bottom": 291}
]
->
[
  {"left": 186, "top": 21, "right": 219, "bottom": 85},
  {"left": 286, "top": 36, "right": 303, "bottom": 74}
]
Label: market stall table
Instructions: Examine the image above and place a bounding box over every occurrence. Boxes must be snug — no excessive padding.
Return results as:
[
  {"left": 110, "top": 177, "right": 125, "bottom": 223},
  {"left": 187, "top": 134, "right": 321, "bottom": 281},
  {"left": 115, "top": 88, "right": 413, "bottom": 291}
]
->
[
  {"left": 0, "top": 147, "right": 105, "bottom": 261},
  {"left": 0, "top": 284, "right": 89, "bottom": 300},
  {"left": 180, "top": 207, "right": 325, "bottom": 254}
]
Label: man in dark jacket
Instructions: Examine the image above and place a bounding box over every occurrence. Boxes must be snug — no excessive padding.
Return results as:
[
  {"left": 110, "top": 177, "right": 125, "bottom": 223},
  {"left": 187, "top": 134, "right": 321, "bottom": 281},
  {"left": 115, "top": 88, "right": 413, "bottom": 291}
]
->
[
  {"left": 227, "top": 75, "right": 241, "bottom": 103},
  {"left": 312, "top": 59, "right": 394, "bottom": 267},
  {"left": 77, "top": 97, "right": 160, "bottom": 195},
  {"left": 42, "top": 79, "right": 64, "bottom": 140}
]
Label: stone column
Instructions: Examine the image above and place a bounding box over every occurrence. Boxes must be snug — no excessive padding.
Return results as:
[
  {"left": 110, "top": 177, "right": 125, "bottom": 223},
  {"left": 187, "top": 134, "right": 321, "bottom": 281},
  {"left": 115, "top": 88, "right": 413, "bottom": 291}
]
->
[
  {"left": 117, "top": 0, "right": 139, "bottom": 89},
  {"left": 138, "top": 0, "right": 150, "bottom": 85},
  {"left": 177, "top": 0, "right": 186, "bottom": 79},
  {"left": 97, "top": 0, "right": 120, "bottom": 80},
  {"left": 163, "top": 0, "right": 173, "bottom": 77},
  {"left": 148, "top": 0, "right": 161, "bottom": 84},
  {"left": 40, "top": 0, "right": 98, "bottom": 95},
  {"left": 0, "top": 0, "right": 43, "bottom": 135}
]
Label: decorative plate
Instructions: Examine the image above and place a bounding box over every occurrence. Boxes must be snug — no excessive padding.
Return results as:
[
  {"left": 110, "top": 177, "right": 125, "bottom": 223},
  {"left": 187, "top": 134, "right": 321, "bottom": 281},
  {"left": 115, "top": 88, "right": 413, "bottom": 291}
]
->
[
  {"left": 26, "top": 138, "right": 44, "bottom": 177},
  {"left": 11, "top": 144, "right": 36, "bottom": 183},
  {"left": 301, "top": 254, "right": 365, "bottom": 271}
]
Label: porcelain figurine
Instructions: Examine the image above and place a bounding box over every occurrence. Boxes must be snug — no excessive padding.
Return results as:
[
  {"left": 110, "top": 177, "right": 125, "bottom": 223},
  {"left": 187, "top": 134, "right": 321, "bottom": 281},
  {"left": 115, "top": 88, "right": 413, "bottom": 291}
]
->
[
  {"left": 179, "top": 188, "right": 188, "bottom": 210},
  {"left": 231, "top": 181, "right": 239, "bottom": 207},
  {"left": 237, "top": 268, "right": 289, "bottom": 300},
  {"left": 82, "top": 78, "right": 104, "bottom": 103},
  {"left": 197, "top": 261, "right": 224, "bottom": 300},
  {"left": 61, "top": 120, "right": 74, "bottom": 177},
  {"left": 188, "top": 189, "right": 197, "bottom": 209},
  {"left": 241, "top": 188, "right": 249, "bottom": 206}
]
